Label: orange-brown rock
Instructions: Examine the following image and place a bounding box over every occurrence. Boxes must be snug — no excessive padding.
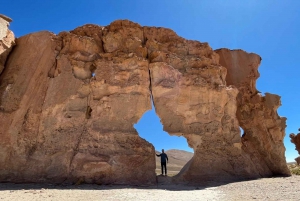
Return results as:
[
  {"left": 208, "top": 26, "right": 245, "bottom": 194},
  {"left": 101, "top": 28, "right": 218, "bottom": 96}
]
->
[
  {"left": 216, "top": 48, "right": 290, "bottom": 176},
  {"left": 0, "top": 22, "right": 155, "bottom": 185},
  {"left": 0, "top": 14, "right": 15, "bottom": 74},
  {"left": 290, "top": 130, "right": 300, "bottom": 163},
  {"left": 0, "top": 20, "right": 290, "bottom": 185}
]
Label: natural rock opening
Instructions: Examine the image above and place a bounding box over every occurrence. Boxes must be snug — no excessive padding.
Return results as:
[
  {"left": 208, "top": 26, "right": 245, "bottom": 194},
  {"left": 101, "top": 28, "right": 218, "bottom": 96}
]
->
[
  {"left": 240, "top": 127, "right": 244, "bottom": 137},
  {"left": 134, "top": 101, "right": 194, "bottom": 177}
]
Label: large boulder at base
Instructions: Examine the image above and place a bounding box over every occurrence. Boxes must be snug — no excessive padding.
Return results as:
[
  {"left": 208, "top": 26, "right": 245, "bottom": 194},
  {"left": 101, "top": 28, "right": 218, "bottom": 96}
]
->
[
  {"left": 0, "top": 20, "right": 290, "bottom": 185},
  {"left": 0, "top": 14, "right": 15, "bottom": 75}
]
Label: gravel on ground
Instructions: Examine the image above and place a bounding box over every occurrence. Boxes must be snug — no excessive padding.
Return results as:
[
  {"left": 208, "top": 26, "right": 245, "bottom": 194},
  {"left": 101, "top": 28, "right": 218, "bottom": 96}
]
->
[{"left": 0, "top": 176, "right": 300, "bottom": 201}]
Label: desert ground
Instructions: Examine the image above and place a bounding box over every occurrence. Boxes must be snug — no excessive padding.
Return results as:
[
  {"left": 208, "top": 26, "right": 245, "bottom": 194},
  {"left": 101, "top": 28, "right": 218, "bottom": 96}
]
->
[
  {"left": 0, "top": 176, "right": 300, "bottom": 201},
  {"left": 1, "top": 151, "right": 299, "bottom": 200}
]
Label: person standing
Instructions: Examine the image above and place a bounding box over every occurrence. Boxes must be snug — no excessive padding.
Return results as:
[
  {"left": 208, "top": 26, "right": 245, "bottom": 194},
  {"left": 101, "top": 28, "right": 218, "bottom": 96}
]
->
[{"left": 156, "top": 149, "right": 168, "bottom": 176}]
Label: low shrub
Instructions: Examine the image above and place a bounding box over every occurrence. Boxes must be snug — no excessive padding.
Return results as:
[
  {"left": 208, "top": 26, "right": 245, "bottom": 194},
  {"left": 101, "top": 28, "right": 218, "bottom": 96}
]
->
[{"left": 288, "top": 164, "right": 300, "bottom": 175}]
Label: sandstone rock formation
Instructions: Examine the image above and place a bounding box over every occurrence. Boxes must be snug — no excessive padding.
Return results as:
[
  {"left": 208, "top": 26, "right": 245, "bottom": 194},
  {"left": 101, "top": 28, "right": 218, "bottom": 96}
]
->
[
  {"left": 216, "top": 49, "right": 290, "bottom": 176},
  {"left": 290, "top": 133, "right": 300, "bottom": 153},
  {"left": 0, "top": 14, "right": 15, "bottom": 75},
  {"left": 289, "top": 129, "right": 300, "bottom": 164},
  {"left": 0, "top": 19, "right": 290, "bottom": 185},
  {"left": 0, "top": 22, "right": 155, "bottom": 185}
]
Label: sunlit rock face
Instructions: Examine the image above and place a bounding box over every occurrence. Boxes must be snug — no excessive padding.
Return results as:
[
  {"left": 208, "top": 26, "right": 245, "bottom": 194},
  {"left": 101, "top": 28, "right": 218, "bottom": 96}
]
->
[
  {"left": 0, "top": 19, "right": 290, "bottom": 184},
  {"left": 216, "top": 48, "right": 290, "bottom": 177},
  {"left": 0, "top": 14, "right": 15, "bottom": 75}
]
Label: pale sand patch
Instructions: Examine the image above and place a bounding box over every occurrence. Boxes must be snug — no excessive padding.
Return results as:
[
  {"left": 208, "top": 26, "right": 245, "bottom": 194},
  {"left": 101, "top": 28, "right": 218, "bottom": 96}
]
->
[{"left": 0, "top": 184, "right": 223, "bottom": 201}]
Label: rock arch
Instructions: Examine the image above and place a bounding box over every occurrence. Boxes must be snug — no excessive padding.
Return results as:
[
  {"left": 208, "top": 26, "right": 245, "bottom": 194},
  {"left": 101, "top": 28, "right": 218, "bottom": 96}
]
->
[{"left": 0, "top": 18, "right": 290, "bottom": 185}]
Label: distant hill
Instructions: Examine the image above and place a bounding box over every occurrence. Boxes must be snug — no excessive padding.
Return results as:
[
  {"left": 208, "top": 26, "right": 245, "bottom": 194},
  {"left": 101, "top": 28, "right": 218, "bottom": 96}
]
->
[
  {"left": 155, "top": 149, "right": 193, "bottom": 176},
  {"left": 154, "top": 150, "right": 296, "bottom": 176}
]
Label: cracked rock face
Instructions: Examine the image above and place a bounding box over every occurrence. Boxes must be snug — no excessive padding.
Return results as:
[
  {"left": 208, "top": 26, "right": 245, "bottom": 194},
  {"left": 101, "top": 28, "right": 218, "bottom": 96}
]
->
[
  {"left": 0, "top": 19, "right": 290, "bottom": 184},
  {"left": 0, "top": 14, "right": 15, "bottom": 75}
]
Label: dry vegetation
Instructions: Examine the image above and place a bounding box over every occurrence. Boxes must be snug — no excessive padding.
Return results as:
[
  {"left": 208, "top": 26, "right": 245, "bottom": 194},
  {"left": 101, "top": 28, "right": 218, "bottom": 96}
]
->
[{"left": 288, "top": 162, "right": 300, "bottom": 175}]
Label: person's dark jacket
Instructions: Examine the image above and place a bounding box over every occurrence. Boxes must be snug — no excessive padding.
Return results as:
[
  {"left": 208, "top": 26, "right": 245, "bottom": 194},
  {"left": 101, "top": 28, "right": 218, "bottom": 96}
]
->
[{"left": 156, "top": 153, "right": 168, "bottom": 163}]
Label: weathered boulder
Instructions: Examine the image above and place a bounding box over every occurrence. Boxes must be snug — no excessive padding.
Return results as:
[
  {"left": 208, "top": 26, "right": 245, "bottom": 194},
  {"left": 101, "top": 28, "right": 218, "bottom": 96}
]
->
[
  {"left": 0, "top": 20, "right": 290, "bottom": 185},
  {"left": 0, "top": 14, "right": 15, "bottom": 75}
]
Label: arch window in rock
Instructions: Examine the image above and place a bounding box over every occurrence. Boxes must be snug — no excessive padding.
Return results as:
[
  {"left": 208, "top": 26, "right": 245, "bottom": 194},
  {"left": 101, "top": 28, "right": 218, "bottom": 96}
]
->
[
  {"left": 134, "top": 101, "right": 194, "bottom": 177},
  {"left": 240, "top": 127, "right": 245, "bottom": 137}
]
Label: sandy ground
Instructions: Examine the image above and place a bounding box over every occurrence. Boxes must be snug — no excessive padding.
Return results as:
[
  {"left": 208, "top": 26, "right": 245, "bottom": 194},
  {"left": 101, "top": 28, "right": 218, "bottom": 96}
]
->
[{"left": 0, "top": 176, "right": 300, "bottom": 201}]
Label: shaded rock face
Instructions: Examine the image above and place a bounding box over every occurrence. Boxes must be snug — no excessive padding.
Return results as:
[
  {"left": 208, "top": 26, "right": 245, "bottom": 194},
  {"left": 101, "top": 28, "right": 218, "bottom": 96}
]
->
[
  {"left": 0, "top": 19, "right": 289, "bottom": 184},
  {"left": 0, "top": 15, "right": 15, "bottom": 75}
]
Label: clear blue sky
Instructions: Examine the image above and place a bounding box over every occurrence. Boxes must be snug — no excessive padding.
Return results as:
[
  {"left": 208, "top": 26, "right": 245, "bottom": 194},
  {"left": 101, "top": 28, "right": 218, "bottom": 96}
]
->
[{"left": 3, "top": 1, "right": 300, "bottom": 162}]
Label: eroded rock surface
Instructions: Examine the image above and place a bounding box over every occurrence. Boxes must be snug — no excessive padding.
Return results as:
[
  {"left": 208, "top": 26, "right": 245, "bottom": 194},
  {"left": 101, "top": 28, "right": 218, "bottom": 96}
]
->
[
  {"left": 147, "top": 32, "right": 252, "bottom": 182},
  {"left": 0, "top": 19, "right": 290, "bottom": 184},
  {"left": 0, "top": 21, "right": 154, "bottom": 185},
  {"left": 216, "top": 48, "right": 290, "bottom": 176},
  {"left": 0, "top": 14, "right": 15, "bottom": 75}
]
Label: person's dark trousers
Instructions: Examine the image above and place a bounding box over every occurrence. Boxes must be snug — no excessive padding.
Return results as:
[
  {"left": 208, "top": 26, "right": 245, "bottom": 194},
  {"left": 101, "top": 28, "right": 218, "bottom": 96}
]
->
[{"left": 161, "top": 162, "right": 167, "bottom": 175}]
